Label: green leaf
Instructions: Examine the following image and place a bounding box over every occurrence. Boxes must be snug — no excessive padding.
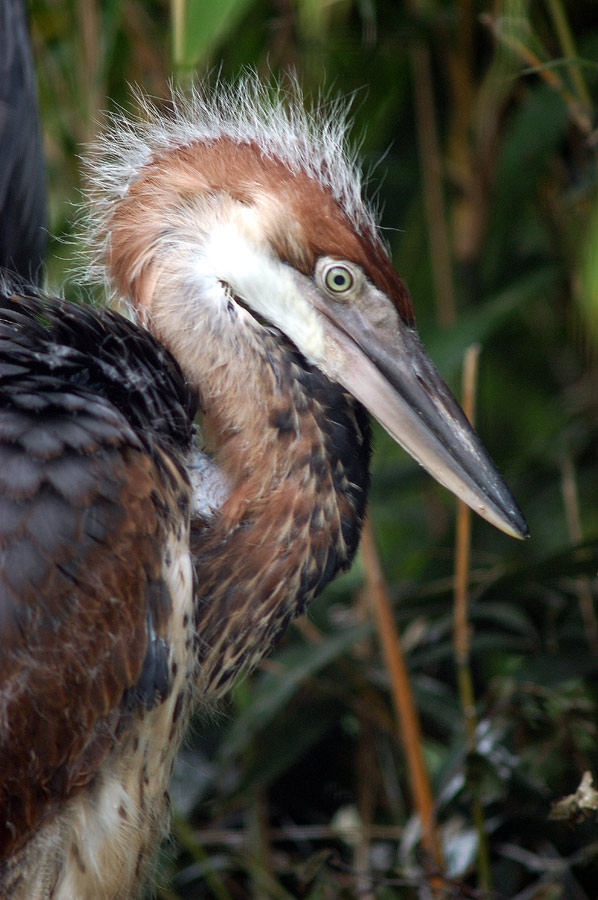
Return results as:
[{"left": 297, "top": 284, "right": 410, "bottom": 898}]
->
[
  {"left": 424, "top": 266, "right": 559, "bottom": 377},
  {"left": 171, "top": 0, "right": 257, "bottom": 69}
]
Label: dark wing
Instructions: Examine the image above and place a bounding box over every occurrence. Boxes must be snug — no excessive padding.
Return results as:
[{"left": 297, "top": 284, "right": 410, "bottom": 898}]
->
[
  {"left": 0, "top": 0, "right": 46, "bottom": 279},
  {"left": 0, "top": 296, "right": 192, "bottom": 855}
]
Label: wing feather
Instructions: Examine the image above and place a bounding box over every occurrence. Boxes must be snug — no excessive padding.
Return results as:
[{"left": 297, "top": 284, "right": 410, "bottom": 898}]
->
[
  {"left": 0, "top": 292, "right": 194, "bottom": 856},
  {"left": 0, "top": 427, "right": 174, "bottom": 853}
]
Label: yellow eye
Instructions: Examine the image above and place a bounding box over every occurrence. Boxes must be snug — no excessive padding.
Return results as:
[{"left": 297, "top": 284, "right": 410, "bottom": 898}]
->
[{"left": 323, "top": 264, "right": 355, "bottom": 294}]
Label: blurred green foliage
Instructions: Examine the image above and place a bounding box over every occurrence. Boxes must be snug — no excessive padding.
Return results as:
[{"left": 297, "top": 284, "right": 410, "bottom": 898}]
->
[{"left": 28, "top": 0, "right": 598, "bottom": 896}]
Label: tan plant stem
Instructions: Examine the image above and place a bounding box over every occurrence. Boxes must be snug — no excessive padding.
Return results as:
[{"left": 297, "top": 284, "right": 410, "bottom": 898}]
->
[
  {"left": 482, "top": 13, "right": 592, "bottom": 136},
  {"left": 361, "top": 515, "right": 444, "bottom": 879},
  {"left": 560, "top": 454, "right": 598, "bottom": 656},
  {"left": 409, "top": 40, "right": 456, "bottom": 327},
  {"left": 452, "top": 344, "right": 491, "bottom": 892},
  {"left": 544, "top": 0, "right": 592, "bottom": 111}
]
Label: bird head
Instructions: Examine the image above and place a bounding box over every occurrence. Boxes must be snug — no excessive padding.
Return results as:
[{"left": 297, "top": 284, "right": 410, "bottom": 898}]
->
[{"left": 81, "top": 76, "right": 527, "bottom": 540}]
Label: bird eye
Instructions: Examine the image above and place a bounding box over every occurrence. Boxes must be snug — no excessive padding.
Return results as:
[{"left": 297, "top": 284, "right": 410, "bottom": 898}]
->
[{"left": 323, "top": 264, "right": 355, "bottom": 295}]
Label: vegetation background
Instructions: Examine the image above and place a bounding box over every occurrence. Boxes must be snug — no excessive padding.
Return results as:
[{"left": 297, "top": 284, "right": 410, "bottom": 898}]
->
[{"left": 26, "top": 0, "right": 598, "bottom": 896}]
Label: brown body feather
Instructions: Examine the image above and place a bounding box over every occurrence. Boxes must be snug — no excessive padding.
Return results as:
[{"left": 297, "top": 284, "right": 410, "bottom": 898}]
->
[{"left": 0, "top": 290, "right": 369, "bottom": 899}]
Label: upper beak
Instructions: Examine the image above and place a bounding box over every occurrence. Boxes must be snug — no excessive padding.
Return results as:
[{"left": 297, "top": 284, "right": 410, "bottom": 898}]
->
[{"left": 315, "top": 294, "right": 528, "bottom": 540}]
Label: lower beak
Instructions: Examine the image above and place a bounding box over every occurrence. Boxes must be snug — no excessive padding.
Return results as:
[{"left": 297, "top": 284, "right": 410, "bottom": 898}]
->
[{"left": 321, "top": 303, "right": 528, "bottom": 540}]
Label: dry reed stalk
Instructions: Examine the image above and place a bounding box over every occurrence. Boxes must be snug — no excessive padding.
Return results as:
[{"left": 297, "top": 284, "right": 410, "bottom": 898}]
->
[
  {"left": 361, "top": 516, "right": 444, "bottom": 880},
  {"left": 452, "top": 343, "right": 491, "bottom": 891}
]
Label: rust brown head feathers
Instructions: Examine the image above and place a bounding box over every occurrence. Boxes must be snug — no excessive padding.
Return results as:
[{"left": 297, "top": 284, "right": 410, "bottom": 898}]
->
[{"left": 80, "top": 75, "right": 414, "bottom": 324}]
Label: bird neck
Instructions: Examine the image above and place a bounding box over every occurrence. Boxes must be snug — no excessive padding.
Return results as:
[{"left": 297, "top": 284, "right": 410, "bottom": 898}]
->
[
  {"left": 113, "top": 218, "right": 371, "bottom": 699},
  {"left": 181, "top": 323, "right": 371, "bottom": 700}
]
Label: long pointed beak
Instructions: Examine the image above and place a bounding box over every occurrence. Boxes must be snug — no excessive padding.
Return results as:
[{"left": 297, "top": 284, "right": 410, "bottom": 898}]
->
[{"left": 318, "top": 298, "right": 528, "bottom": 540}]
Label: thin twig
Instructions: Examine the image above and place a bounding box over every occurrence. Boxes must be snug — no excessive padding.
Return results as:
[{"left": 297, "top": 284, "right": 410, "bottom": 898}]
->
[
  {"left": 355, "top": 721, "right": 376, "bottom": 900},
  {"left": 409, "top": 39, "right": 457, "bottom": 326},
  {"left": 544, "top": 0, "right": 592, "bottom": 111},
  {"left": 247, "top": 784, "right": 275, "bottom": 900},
  {"left": 452, "top": 344, "right": 492, "bottom": 892},
  {"left": 76, "top": 0, "right": 103, "bottom": 144},
  {"left": 170, "top": 0, "right": 185, "bottom": 70},
  {"left": 361, "top": 515, "right": 444, "bottom": 879},
  {"left": 560, "top": 454, "right": 598, "bottom": 656},
  {"left": 453, "top": 345, "right": 480, "bottom": 693},
  {"left": 481, "top": 13, "right": 592, "bottom": 136},
  {"left": 191, "top": 823, "right": 405, "bottom": 847}
]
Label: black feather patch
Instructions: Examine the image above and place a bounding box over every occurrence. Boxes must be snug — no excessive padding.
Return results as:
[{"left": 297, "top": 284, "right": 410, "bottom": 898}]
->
[
  {"left": 0, "top": 287, "right": 197, "bottom": 456},
  {"left": 124, "top": 606, "right": 172, "bottom": 711}
]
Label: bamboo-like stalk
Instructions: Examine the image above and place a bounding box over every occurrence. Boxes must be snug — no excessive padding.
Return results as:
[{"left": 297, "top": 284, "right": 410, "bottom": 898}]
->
[
  {"left": 445, "top": 0, "right": 481, "bottom": 268},
  {"left": 355, "top": 721, "right": 376, "bottom": 900},
  {"left": 560, "top": 454, "right": 598, "bottom": 656},
  {"left": 361, "top": 515, "right": 444, "bottom": 878},
  {"left": 544, "top": 0, "right": 592, "bottom": 110},
  {"left": 453, "top": 345, "right": 480, "bottom": 698},
  {"left": 452, "top": 344, "right": 492, "bottom": 892},
  {"left": 247, "top": 784, "right": 275, "bottom": 900},
  {"left": 409, "top": 40, "right": 456, "bottom": 327},
  {"left": 75, "top": 0, "right": 103, "bottom": 144},
  {"left": 170, "top": 0, "right": 185, "bottom": 71}
]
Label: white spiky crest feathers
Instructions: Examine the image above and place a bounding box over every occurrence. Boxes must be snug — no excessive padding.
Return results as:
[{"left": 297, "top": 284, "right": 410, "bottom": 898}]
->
[{"left": 78, "top": 73, "right": 380, "bottom": 297}]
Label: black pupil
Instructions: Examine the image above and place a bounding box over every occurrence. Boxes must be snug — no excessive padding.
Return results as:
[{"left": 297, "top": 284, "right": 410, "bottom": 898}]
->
[{"left": 333, "top": 272, "right": 346, "bottom": 286}]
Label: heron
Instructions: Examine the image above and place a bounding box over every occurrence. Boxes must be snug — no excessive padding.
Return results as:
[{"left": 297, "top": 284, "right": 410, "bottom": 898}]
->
[{"left": 0, "top": 77, "right": 528, "bottom": 900}]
